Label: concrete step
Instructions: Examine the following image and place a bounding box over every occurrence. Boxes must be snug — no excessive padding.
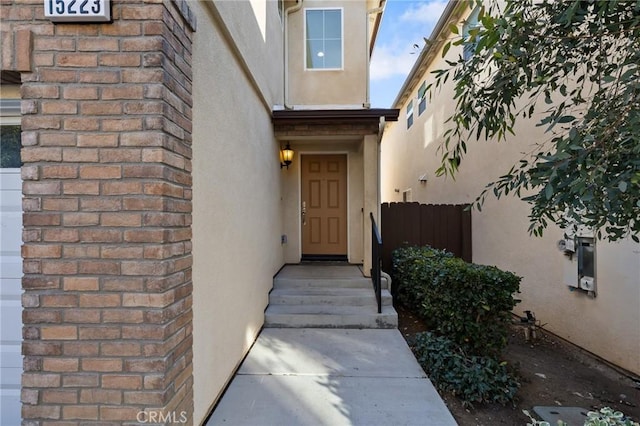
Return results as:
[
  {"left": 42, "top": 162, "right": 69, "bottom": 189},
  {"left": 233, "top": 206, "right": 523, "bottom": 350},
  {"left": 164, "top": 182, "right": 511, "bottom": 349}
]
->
[
  {"left": 269, "top": 288, "right": 393, "bottom": 307},
  {"left": 274, "top": 277, "right": 390, "bottom": 289},
  {"left": 274, "top": 276, "right": 373, "bottom": 289},
  {"left": 264, "top": 304, "right": 398, "bottom": 329},
  {"left": 267, "top": 265, "right": 397, "bottom": 329}
]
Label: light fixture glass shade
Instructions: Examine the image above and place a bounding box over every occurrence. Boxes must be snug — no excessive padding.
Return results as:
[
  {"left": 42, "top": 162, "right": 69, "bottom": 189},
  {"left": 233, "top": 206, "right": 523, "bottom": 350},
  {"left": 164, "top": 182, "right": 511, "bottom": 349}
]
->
[{"left": 280, "top": 143, "right": 294, "bottom": 169}]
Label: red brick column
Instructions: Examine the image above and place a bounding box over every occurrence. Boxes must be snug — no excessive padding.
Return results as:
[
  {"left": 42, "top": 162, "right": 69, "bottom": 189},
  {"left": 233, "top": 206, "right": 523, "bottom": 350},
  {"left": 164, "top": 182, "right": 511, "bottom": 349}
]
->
[{"left": 11, "top": 1, "right": 197, "bottom": 424}]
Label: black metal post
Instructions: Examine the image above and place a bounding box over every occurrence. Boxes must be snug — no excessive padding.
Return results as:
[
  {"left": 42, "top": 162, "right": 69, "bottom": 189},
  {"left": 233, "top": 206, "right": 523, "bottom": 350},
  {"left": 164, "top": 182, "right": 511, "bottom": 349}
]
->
[{"left": 370, "top": 213, "right": 382, "bottom": 314}]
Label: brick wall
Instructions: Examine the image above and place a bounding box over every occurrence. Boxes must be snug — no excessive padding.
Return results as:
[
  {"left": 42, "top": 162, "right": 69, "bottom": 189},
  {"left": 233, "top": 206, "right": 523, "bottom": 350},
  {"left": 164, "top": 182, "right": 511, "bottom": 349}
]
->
[{"left": 3, "top": 1, "right": 197, "bottom": 424}]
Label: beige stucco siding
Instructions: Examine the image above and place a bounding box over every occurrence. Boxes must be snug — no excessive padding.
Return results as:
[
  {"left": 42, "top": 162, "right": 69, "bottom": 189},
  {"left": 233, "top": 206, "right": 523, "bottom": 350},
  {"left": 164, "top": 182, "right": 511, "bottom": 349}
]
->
[
  {"left": 381, "top": 5, "right": 640, "bottom": 375},
  {"left": 213, "top": 0, "right": 284, "bottom": 106},
  {"left": 191, "top": 1, "right": 285, "bottom": 422},
  {"left": 288, "top": 0, "right": 368, "bottom": 106}
]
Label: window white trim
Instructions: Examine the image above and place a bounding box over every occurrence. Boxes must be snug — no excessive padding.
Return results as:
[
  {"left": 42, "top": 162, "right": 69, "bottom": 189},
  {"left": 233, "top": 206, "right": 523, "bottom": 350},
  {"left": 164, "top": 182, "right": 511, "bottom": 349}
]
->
[
  {"left": 406, "top": 99, "right": 414, "bottom": 129},
  {"left": 0, "top": 115, "right": 20, "bottom": 125},
  {"left": 304, "top": 7, "right": 344, "bottom": 71},
  {"left": 418, "top": 81, "right": 427, "bottom": 116},
  {"left": 462, "top": 7, "right": 481, "bottom": 61}
]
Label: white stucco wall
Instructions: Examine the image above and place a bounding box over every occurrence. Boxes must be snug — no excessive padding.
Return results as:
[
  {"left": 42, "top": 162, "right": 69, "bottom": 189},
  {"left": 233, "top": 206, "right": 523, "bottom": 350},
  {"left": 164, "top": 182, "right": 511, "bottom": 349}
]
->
[
  {"left": 381, "top": 5, "right": 640, "bottom": 375},
  {"left": 287, "top": 0, "right": 368, "bottom": 106},
  {"left": 191, "top": 1, "right": 285, "bottom": 422}
]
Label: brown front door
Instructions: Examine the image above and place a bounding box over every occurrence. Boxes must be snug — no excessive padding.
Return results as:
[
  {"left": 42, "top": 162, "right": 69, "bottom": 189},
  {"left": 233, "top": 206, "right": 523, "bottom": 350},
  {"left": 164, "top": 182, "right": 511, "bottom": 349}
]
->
[{"left": 301, "top": 154, "right": 348, "bottom": 259}]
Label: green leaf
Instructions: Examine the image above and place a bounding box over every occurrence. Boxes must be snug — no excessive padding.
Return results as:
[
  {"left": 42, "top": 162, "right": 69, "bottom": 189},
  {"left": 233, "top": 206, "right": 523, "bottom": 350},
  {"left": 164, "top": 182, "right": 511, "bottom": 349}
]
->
[
  {"left": 449, "top": 23, "right": 459, "bottom": 35},
  {"left": 618, "top": 181, "right": 628, "bottom": 192},
  {"left": 557, "top": 115, "right": 576, "bottom": 123},
  {"left": 442, "top": 41, "right": 451, "bottom": 57}
]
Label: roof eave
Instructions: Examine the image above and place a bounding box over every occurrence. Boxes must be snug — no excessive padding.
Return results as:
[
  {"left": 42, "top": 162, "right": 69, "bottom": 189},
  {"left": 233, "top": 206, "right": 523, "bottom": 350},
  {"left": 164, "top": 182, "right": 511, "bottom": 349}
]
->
[
  {"left": 272, "top": 108, "right": 399, "bottom": 126},
  {"left": 369, "top": 0, "right": 387, "bottom": 56}
]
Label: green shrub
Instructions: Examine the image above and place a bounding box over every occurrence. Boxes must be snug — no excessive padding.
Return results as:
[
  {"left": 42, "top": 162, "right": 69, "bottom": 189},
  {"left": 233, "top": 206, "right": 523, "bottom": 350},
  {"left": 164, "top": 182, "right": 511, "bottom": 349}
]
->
[
  {"left": 392, "top": 246, "right": 454, "bottom": 312},
  {"left": 393, "top": 245, "right": 521, "bottom": 356},
  {"left": 412, "top": 332, "right": 519, "bottom": 407}
]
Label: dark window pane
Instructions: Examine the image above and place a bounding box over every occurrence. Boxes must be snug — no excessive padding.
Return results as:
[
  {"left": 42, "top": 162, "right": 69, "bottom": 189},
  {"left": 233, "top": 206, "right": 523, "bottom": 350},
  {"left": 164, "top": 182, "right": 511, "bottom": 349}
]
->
[
  {"left": 578, "top": 240, "right": 595, "bottom": 278},
  {"left": 306, "top": 39, "right": 324, "bottom": 68},
  {"left": 418, "top": 82, "right": 426, "bottom": 99},
  {"left": 1, "top": 125, "right": 21, "bottom": 168},
  {"left": 419, "top": 97, "right": 427, "bottom": 115},
  {"left": 324, "top": 39, "right": 341, "bottom": 68},
  {"left": 306, "top": 10, "right": 324, "bottom": 39},
  {"left": 324, "top": 10, "right": 341, "bottom": 39},
  {"left": 463, "top": 7, "right": 480, "bottom": 61}
]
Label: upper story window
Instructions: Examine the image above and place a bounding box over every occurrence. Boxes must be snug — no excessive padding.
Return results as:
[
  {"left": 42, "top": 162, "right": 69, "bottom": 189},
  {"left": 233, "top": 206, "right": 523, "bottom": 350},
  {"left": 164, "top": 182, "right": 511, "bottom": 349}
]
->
[
  {"left": 406, "top": 100, "right": 414, "bottom": 129},
  {"left": 418, "top": 81, "right": 427, "bottom": 115},
  {"left": 305, "top": 8, "right": 343, "bottom": 70},
  {"left": 462, "top": 7, "right": 480, "bottom": 61}
]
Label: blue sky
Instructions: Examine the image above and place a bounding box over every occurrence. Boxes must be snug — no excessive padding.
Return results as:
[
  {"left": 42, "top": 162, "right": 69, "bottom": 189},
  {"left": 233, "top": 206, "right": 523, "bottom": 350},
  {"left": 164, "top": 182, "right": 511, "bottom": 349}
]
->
[{"left": 370, "top": 0, "right": 448, "bottom": 108}]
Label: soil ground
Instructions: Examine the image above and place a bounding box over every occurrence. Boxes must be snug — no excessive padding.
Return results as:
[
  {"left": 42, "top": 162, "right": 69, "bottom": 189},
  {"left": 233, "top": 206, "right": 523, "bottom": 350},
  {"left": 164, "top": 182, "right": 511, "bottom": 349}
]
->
[{"left": 395, "top": 302, "right": 640, "bottom": 425}]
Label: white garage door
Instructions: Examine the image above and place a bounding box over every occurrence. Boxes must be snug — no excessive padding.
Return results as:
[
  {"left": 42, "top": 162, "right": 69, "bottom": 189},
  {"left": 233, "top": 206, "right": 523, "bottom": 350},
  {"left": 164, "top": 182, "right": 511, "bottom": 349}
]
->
[{"left": 1, "top": 100, "right": 22, "bottom": 426}]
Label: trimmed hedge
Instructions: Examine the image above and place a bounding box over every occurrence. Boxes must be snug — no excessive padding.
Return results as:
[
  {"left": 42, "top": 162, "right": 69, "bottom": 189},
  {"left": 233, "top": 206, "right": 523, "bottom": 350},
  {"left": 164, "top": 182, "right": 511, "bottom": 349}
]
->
[
  {"left": 393, "top": 246, "right": 521, "bottom": 356},
  {"left": 412, "top": 332, "right": 519, "bottom": 407}
]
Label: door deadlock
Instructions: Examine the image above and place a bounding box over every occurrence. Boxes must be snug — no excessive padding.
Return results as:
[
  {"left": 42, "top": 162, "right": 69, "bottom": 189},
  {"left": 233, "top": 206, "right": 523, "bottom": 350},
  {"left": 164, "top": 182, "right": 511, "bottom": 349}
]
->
[{"left": 302, "top": 201, "right": 306, "bottom": 225}]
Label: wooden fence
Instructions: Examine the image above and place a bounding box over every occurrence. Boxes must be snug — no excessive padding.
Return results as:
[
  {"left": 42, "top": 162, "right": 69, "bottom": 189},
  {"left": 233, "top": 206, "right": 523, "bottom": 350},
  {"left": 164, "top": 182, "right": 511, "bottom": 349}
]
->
[{"left": 380, "top": 202, "right": 472, "bottom": 272}]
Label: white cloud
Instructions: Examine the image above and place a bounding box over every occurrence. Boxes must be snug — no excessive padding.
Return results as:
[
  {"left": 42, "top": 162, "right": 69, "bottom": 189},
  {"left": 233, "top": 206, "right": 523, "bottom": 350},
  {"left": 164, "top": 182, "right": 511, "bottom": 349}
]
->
[
  {"left": 399, "top": 0, "right": 448, "bottom": 26},
  {"left": 370, "top": 43, "right": 418, "bottom": 81},
  {"left": 370, "top": 0, "right": 449, "bottom": 81},
  {"left": 369, "top": 0, "right": 450, "bottom": 106}
]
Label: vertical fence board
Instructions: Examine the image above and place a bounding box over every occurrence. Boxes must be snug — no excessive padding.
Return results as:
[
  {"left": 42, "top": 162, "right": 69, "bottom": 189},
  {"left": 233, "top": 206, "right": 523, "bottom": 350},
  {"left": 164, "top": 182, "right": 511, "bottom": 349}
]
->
[
  {"left": 461, "top": 208, "right": 472, "bottom": 262},
  {"left": 447, "top": 204, "right": 462, "bottom": 255}
]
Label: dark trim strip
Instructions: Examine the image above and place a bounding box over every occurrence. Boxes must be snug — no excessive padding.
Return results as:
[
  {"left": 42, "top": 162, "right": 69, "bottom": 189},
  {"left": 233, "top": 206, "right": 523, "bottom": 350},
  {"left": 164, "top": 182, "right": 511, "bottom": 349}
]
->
[
  {"left": 301, "top": 254, "right": 349, "bottom": 262},
  {"left": 272, "top": 108, "right": 399, "bottom": 126}
]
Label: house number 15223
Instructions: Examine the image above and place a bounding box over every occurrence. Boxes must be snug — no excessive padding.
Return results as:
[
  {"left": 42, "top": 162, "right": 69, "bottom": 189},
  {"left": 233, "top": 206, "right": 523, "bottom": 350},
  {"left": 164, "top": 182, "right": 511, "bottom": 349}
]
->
[{"left": 44, "top": 0, "right": 111, "bottom": 22}]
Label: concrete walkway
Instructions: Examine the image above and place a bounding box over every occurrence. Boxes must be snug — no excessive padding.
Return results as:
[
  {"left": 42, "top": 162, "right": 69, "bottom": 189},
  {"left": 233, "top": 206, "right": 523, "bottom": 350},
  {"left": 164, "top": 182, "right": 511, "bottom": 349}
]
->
[{"left": 206, "top": 328, "right": 457, "bottom": 426}]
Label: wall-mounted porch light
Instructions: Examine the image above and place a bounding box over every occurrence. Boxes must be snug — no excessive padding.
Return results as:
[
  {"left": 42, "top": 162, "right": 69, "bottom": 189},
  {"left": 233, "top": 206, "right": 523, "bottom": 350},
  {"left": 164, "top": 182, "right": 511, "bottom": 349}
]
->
[{"left": 280, "top": 143, "right": 294, "bottom": 169}]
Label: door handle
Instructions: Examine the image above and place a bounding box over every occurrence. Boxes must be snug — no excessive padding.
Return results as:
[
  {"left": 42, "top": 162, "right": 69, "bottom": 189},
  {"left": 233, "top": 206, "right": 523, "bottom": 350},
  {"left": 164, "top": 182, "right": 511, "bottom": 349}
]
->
[{"left": 302, "top": 201, "right": 306, "bottom": 226}]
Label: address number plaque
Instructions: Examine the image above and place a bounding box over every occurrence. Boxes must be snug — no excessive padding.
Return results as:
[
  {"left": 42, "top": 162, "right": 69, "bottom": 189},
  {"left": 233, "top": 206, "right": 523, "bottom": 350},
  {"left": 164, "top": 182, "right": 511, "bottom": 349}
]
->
[{"left": 44, "top": 0, "right": 111, "bottom": 22}]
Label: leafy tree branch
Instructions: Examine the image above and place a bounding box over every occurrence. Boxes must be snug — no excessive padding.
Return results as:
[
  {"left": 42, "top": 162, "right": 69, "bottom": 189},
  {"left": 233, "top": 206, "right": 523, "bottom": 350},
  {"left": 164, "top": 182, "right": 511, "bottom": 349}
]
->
[{"left": 430, "top": 0, "right": 640, "bottom": 241}]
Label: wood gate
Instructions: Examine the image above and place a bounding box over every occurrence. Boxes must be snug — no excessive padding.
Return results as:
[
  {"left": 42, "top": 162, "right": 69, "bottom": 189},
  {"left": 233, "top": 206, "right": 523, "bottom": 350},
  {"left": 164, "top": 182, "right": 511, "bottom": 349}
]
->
[{"left": 380, "top": 202, "right": 472, "bottom": 272}]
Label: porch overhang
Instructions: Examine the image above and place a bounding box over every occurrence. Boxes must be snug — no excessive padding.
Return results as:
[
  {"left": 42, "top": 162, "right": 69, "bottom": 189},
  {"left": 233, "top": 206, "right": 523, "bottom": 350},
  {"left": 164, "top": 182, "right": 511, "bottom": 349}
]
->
[{"left": 272, "top": 109, "right": 398, "bottom": 140}]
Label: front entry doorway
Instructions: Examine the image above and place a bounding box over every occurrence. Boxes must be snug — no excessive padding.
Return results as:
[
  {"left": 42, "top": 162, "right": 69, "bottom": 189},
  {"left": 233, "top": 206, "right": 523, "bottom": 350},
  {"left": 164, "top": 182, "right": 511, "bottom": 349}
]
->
[{"left": 301, "top": 154, "right": 348, "bottom": 260}]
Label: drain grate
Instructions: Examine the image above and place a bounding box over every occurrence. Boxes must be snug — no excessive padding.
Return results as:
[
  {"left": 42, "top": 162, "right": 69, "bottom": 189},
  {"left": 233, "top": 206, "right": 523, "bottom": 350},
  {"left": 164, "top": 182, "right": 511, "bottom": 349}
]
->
[{"left": 533, "top": 406, "right": 590, "bottom": 426}]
